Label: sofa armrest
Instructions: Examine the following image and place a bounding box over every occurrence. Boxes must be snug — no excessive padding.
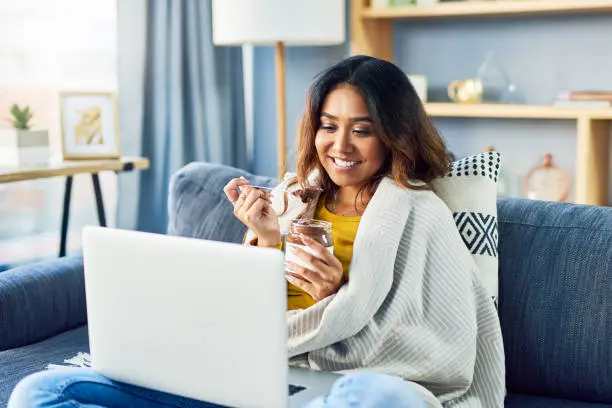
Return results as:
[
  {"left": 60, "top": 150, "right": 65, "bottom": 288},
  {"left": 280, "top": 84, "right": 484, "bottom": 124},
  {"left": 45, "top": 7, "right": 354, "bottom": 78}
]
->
[{"left": 0, "top": 255, "right": 87, "bottom": 351}]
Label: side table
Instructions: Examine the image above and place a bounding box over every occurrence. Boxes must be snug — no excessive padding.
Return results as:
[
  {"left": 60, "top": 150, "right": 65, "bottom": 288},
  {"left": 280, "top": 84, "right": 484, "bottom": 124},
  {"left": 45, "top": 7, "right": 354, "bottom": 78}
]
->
[{"left": 0, "top": 157, "right": 150, "bottom": 257}]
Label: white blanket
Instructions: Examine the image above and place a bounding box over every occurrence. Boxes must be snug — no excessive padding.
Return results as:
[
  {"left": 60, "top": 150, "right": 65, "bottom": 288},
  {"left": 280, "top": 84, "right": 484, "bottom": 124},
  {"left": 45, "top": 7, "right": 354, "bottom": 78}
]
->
[{"left": 245, "top": 175, "right": 505, "bottom": 407}]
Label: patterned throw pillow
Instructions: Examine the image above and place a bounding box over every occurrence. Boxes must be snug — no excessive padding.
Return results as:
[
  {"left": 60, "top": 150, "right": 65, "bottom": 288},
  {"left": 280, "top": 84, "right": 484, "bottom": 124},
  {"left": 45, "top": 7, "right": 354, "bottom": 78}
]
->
[{"left": 429, "top": 151, "right": 501, "bottom": 304}]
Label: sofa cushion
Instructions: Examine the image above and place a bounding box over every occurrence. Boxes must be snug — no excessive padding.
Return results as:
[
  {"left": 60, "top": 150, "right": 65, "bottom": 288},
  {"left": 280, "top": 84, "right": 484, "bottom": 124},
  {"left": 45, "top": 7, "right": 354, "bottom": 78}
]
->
[
  {"left": 505, "top": 394, "right": 612, "bottom": 408},
  {"left": 430, "top": 150, "right": 501, "bottom": 302},
  {"left": 0, "top": 325, "right": 89, "bottom": 407},
  {"left": 0, "top": 255, "right": 86, "bottom": 351},
  {"left": 168, "top": 162, "right": 277, "bottom": 243},
  {"left": 498, "top": 198, "right": 612, "bottom": 404}
]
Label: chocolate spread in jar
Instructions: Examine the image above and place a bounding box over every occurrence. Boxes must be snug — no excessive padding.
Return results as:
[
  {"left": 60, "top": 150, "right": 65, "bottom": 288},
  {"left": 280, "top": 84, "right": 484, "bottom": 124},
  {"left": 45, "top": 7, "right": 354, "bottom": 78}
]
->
[{"left": 285, "top": 219, "right": 334, "bottom": 270}]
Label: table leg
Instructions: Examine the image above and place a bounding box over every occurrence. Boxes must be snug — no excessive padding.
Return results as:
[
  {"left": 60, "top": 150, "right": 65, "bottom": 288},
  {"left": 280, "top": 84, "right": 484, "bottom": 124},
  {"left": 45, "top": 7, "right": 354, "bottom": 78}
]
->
[
  {"left": 91, "top": 173, "right": 107, "bottom": 227},
  {"left": 59, "top": 176, "right": 73, "bottom": 257}
]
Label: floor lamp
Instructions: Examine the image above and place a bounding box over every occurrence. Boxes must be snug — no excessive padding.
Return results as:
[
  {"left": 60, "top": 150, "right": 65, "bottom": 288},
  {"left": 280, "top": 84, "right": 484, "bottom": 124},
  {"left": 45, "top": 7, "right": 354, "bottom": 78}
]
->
[{"left": 212, "top": 0, "right": 345, "bottom": 178}]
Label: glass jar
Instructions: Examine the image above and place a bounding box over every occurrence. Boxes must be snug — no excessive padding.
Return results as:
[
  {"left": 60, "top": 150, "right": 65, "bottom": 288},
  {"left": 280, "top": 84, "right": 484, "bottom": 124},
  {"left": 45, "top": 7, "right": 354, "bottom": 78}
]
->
[
  {"left": 476, "top": 50, "right": 522, "bottom": 104},
  {"left": 285, "top": 219, "right": 334, "bottom": 269}
]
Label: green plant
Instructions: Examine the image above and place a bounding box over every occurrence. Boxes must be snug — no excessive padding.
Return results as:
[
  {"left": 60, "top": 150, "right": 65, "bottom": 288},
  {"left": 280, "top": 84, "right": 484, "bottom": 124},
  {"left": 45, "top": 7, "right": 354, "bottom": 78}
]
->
[{"left": 8, "top": 104, "right": 33, "bottom": 130}]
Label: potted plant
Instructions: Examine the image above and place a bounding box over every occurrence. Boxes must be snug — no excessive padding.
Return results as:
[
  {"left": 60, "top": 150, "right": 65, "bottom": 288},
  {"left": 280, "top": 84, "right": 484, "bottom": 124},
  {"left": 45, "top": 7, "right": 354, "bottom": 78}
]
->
[{"left": 0, "top": 104, "right": 50, "bottom": 166}]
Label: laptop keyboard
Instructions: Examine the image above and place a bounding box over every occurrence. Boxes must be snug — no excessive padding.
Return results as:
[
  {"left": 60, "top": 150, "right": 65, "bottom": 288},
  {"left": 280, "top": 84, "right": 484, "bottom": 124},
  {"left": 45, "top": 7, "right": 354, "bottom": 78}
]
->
[{"left": 289, "top": 384, "right": 306, "bottom": 396}]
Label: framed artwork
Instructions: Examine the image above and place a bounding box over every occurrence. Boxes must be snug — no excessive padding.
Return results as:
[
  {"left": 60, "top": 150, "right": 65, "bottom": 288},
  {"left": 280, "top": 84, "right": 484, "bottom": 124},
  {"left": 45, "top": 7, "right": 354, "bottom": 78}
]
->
[{"left": 59, "top": 92, "right": 121, "bottom": 160}]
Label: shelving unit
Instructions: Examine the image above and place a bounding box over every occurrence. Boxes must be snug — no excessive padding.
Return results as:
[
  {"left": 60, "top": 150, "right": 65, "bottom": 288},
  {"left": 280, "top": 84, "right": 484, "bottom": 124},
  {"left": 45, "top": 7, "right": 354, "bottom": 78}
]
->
[
  {"left": 350, "top": 0, "right": 612, "bottom": 206},
  {"left": 425, "top": 103, "right": 612, "bottom": 120},
  {"left": 362, "top": 0, "right": 612, "bottom": 20}
]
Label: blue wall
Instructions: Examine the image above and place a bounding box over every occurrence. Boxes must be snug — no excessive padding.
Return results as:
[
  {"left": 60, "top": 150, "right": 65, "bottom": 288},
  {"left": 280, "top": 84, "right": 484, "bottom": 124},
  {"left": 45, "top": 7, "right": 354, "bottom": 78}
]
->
[{"left": 252, "top": 10, "right": 612, "bottom": 201}]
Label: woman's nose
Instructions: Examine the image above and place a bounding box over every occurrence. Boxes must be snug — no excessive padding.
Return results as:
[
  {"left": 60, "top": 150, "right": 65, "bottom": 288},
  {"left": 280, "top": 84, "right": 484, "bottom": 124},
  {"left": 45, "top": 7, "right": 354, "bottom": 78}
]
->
[{"left": 332, "top": 128, "right": 352, "bottom": 153}]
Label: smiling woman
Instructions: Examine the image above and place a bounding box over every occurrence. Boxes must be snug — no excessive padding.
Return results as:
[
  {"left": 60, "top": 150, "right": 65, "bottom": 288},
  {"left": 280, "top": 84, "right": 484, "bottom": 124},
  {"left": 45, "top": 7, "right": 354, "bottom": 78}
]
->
[
  {"left": 294, "top": 56, "right": 450, "bottom": 217},
  {"left": 315, "top": 87, "right": 387, "bottom": 207},
  {"left": 235, "top": 55, "right": 506, "bottom": 407}
]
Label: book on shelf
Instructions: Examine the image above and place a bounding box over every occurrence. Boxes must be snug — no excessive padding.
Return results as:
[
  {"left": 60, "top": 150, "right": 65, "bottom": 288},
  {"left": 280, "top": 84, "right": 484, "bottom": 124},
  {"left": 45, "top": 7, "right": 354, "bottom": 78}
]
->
[
  {"left": 555, "top": 90, "right": 612, "bottom": 108},
  {"left": 557, "top": 90, "right": 612, "bottom": 102}
]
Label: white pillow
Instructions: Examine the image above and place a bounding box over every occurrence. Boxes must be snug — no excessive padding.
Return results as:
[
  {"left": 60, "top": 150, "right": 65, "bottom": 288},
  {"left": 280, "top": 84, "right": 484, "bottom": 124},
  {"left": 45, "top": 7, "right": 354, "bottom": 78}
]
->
[{"left": 429, "top": 151, "right": 501, "bottom": 304}]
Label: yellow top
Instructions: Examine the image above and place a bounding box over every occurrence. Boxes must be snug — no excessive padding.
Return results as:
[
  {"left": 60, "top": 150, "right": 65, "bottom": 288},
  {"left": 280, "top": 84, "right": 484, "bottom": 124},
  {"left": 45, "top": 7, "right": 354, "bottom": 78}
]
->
[{"left": 287, "top": 198, "right": 361, "bottom": 310}]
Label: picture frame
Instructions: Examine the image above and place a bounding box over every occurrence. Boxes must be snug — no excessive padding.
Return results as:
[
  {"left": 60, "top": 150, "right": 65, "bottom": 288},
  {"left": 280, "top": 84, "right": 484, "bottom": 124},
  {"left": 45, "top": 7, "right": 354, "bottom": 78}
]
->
[{"left": 59, "top": 91, "right": 121, "bottom": 160}]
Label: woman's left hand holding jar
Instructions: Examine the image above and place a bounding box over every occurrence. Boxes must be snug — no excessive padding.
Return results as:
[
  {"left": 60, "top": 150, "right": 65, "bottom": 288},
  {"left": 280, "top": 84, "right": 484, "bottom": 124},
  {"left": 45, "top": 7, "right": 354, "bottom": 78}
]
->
[{"left": 286, "top": 234, "right": 345, "bottom": 301}]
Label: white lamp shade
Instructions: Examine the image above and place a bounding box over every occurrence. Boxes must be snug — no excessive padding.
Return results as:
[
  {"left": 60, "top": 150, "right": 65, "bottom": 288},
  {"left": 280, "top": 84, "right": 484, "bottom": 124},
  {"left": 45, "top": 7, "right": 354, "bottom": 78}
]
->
[{"left": 212, "top": 0, "right": 345, "bottom": 46}]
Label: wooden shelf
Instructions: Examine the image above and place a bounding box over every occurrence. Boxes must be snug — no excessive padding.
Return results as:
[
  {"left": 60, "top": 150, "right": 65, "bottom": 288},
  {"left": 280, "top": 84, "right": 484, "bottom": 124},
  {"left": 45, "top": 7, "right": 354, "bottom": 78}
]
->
[
  {"left": 425, "top": 103, "right": 612, "bottom": 120},
  {"left": 0, "top": 156, "right": 150, "bottom": 184},
  {"left": 363, "top": 0, "right": 612, "bottom": 20}
]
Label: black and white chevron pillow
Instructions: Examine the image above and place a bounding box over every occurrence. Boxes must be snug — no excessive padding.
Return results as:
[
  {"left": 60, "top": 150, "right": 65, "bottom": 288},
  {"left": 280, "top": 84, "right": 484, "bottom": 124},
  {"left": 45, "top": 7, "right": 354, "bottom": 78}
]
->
[{"left": 430, "top": 151, "right": 501, "bottom": 304}]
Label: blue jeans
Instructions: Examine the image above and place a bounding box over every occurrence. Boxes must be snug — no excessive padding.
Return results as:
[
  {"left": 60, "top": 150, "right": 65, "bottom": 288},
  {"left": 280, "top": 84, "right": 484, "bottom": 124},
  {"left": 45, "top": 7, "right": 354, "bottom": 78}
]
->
[{"left": 8, "top": 368, "right": 427, "bottom": 408}]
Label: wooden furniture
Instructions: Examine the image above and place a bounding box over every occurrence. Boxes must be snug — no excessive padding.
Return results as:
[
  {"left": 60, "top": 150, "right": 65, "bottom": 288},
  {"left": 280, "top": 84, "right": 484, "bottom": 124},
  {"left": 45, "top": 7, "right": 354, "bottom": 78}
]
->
[
  {"left": 361, "top": 0, "right": 612, "bottom": 20},
  {"left": 350, "top": 0, "right": 612, "bottom": 206},
  {"left": 0, "top": 157, "right": 150, "bottom": 257}
]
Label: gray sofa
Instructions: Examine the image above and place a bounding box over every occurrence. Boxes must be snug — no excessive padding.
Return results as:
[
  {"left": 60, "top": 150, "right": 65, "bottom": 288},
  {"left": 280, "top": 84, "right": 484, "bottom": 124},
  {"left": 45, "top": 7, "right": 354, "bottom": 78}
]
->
[{"left": 1, "top": 162, "right": 611, "bottom": 407}]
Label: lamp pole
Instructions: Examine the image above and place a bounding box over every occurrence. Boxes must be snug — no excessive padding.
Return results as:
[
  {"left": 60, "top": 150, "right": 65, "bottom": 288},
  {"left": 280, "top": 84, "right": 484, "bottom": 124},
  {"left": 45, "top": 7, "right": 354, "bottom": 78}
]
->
[{"left": 275, "top": 41, "right": 287, "bottom": 178}]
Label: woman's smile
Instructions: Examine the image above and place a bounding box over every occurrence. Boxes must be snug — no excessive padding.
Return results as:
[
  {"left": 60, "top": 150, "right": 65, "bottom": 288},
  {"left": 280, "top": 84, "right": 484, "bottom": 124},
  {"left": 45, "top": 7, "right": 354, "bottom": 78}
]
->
[{"left": 328, "top": 156, "right": 363, "bottom": 171}]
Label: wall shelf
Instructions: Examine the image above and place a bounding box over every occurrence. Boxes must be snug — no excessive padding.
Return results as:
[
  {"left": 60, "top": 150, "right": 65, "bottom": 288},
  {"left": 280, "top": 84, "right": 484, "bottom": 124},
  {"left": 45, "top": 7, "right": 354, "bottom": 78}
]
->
[
  {"left": 362, "top": 0, "right": 612, "bottom": 20},
  {"left": 423, "top": 103, "right": 612, "bottom": 206},
  {"left": 425, "top": 103, "right": 612, "bottom": 120},
  {"left": 350, "top": 0, "right": 612, "bottom": 206}
]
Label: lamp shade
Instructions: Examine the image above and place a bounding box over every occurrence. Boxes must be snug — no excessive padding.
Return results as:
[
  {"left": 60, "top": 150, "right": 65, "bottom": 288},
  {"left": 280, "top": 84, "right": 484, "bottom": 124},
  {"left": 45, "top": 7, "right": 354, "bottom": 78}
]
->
[{"left": 212, "top": 0, "right": 345, "bottom": 46}]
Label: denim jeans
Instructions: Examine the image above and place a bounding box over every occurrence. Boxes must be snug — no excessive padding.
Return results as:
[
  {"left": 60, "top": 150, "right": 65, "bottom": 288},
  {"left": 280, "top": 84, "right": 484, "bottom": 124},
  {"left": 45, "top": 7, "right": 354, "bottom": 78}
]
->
[{"left": 8, "top": 368, "right": 427, "bottom": 408}]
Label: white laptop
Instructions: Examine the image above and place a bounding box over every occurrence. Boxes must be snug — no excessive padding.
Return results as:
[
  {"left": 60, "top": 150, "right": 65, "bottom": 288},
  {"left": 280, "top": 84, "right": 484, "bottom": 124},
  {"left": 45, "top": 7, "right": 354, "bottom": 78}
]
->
[{"left": 82, "top": 226, "right": 342, "bottom": 408}]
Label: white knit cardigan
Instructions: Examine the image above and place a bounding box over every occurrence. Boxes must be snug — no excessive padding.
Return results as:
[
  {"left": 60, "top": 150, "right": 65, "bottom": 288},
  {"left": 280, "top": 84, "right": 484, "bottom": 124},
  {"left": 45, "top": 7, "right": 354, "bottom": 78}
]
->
[{"left": 244, "top": 174, "right": 506, "bottom": 408}]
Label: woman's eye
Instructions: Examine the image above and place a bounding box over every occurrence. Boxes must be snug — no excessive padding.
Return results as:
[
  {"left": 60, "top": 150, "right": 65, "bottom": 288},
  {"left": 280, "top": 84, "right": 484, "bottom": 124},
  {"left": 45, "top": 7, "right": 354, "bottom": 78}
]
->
[
  {"left": 321, "top": 125, "right": 336, "bottom": 133},
  {"left": 354, "top": 128, "right": 372, "bottom": 136}
]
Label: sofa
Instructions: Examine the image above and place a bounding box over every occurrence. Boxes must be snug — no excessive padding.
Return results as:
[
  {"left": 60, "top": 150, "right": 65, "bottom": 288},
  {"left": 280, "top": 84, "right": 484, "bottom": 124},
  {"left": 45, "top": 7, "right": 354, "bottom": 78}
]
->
[{"left": 1, "top": 162, "right": 611, "bottom": 408}]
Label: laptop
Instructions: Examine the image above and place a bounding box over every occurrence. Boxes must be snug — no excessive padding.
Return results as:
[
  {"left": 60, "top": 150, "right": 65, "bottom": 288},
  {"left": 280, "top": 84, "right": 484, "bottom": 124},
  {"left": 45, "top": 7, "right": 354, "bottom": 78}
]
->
[{"left": 82, "top": 226, "right": 342, "bottom": 408}]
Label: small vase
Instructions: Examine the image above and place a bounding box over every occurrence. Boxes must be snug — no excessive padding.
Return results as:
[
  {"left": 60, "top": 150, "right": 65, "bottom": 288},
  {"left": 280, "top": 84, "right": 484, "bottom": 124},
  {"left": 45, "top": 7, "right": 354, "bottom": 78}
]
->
[{"left": 0, "top": 129, "right": 50, "bottom": 166}]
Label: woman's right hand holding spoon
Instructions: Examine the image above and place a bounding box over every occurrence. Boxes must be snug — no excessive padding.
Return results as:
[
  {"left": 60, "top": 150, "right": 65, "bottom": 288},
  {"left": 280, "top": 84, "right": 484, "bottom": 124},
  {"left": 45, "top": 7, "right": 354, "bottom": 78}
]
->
[{"left": 223, "top": 177, "right": 281, "bottom": 247}]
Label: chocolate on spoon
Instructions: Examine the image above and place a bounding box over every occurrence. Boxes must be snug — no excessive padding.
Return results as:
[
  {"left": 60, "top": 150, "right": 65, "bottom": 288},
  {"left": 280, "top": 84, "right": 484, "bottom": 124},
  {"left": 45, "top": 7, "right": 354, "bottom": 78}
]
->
[
  {"left": 292, "top": 186, "right": 324, "bottom": 203},
  {"left": 246, "top": 184, "right": 323, "bottom": 204}
]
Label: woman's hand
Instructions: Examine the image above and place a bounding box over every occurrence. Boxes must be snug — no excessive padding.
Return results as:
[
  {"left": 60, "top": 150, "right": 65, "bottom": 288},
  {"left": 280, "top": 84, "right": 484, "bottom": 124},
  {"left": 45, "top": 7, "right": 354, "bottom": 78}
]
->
[
  {"left": 286, "top": 235, "right": 344, "bottom": 301},
  {"left": 223, "top": 177, "right": 281, "bottom": 247}
]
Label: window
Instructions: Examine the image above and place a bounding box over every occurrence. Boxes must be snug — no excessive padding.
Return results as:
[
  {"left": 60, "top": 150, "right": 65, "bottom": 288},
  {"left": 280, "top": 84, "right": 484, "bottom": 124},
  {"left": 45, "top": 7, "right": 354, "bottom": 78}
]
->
[{"left": 0, "top": 0, "right": 118, "bottom": 269}]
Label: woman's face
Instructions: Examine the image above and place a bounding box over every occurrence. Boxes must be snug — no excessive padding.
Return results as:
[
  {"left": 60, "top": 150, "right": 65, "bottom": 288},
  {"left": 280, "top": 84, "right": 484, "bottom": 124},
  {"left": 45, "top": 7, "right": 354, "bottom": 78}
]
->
[{"left": 315, "top": 84, "right": 387, "bottom": 189}]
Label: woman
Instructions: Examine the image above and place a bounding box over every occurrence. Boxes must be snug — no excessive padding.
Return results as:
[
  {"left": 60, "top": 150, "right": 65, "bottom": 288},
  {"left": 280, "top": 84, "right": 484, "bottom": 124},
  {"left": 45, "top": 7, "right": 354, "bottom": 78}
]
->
[
  {"left": 8, "top": 55, "right": 504, "bottom": 408},
  {"left": 225, "top": 54, "right": 505, "bottom": 407}
]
